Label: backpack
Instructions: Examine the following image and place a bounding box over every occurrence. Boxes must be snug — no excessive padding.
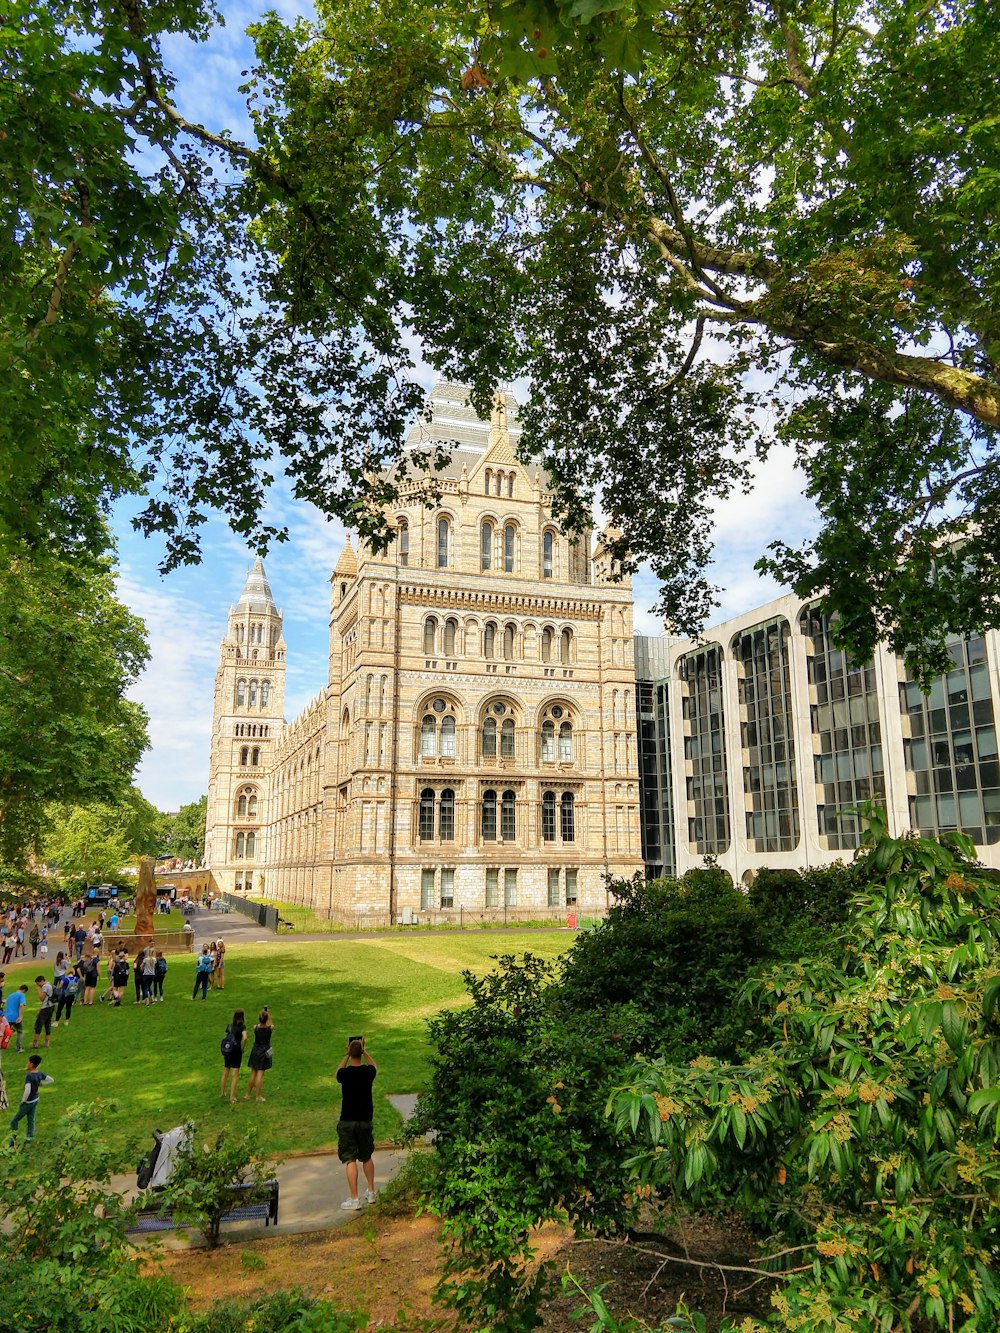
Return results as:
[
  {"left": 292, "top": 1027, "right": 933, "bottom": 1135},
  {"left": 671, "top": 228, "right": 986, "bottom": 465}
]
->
[
  {"left": 220, "top": 1026, "right": 237, "bottom": 1057},
  {"left": 63, "top": 975, "right": 79, "bottom": 998},
  {"left": 155, "top": 957, "right": 167, "bottom": 976}
]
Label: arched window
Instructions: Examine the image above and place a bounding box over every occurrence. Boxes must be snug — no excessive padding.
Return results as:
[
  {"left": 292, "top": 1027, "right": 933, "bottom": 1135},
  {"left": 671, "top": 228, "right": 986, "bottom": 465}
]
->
[
  {"left": 236, "top": 679, "right": 246, "bottom": 706},
  {"left": 249, "top": 680, "right": 258, "bottom": 706},
  {"left": 237, "top": 793, "right": 248, "bottom": 817},
  {"left": 251, "top": 748, "right": 260, "bottom": 766},
  {"left": 542, "top": 791, "right": 556, "bottom": 841},
  {"left": 437, "top": 517, "right": 450, "bottom": 567},
  {"left": 237, "top": 624, "right": 245, "bottom": 643},
  {"left": 240, "top": 747, "right": 249, "bottom": 766},
  {"left": 420, "top": 715, "right": 436, "bottom": 757},
  {"left": 235, "top": 833, "right": 245, "bottom": 858},
  {"left": 419, "top": 788, "right": 435, "bottom": 840},
  {"left": 560, "top": 629, "right": 572, "bottom": 664},
  {"left": 248, "top": 794, "right": 258, "bottom": 818},
  {"left": 503, "top": 623, "right": 515, "bottom": 659},
  {"left": 398, "top": 520, "right": 409, "bottom": 566},
  {"left": 501, "top": 717, "right": 515, "bottom": 758},
  {"left": 484, "top": 622, "right": 496, "bottom": 658},
  {"left": 484, "top": 468, "right": 492, "bottom": 495},
  {"left": 541, "top": 628, "right": 552, "bottom": 663},
  {"left": 341, "top": 708, "right": 350, "bottom": 739},
  {"left": 482, "top": 717, "right": 497, "bottom": 758},
  {"left": 440, "top": 714, "right": 456, "bottom": 757},
  {"left": 495, "top": 472, "right": 502, "bottom": 497},
  {"left": 543, "top": 530, "right": 554, "bottom": 578},
  {"left": 423, "top": 617, "right": 437, "bottom": 656},
  {"left": 444, "top": 618, "right": 457, "bottom": 656},
  {"left": 482, "top": 789, "right": 497, "bottom": 840},
  {"left": 246, "top": 831, "right": 256, "bottom": 858},
  {"left": 559, "top": 722, "right": 573, "bottom": 762},
  {"left": 439, "top": 788, "right": 455, "bottom": 840},
  {"left": 261, "top": 681, "right": 270, "bottom": 706},
  {"left": 481, "top": 521, "right": 493, "bottom": 571},
  {"left": 507, "top": 473, "right": 515, "bottom": 498},
  {"left": 504, "top": 523, "right": 515, "bottom": 572},
  {"left": 501, "top": 789, "right": 517, "bottom": 840},
  {"left": 541, "top": 720, "right": 555, "bottom": 761},
  {"left": 560, "top": 792, "right": 575, "bottom": 842}
]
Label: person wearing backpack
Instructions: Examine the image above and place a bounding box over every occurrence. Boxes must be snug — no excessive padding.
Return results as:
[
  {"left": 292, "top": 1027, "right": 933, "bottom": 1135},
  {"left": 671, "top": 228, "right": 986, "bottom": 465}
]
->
[
  {"left": 220, "top": 1008, "right": 248, "bottom": 1103},
  {"left": 153, "top": 951, "right": 167, "bottom": 1002},
  {"left": 54, "top": 967, "right": 79, "bottom": 1027},
  {"left": 192, "top": 945, "right": 213, "bottom": 1000}
]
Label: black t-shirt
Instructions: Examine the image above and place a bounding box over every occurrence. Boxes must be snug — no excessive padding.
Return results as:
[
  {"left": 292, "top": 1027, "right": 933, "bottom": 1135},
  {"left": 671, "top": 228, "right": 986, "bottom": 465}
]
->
[{"left": 337, "top": 1063, "right": 376, "bottom": 1121}]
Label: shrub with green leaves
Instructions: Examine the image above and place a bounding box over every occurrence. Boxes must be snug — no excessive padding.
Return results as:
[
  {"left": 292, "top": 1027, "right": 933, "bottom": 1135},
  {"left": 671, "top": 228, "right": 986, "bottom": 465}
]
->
[
  {"left": 154, "top": 1124, "right": 275, "bottom": 1247},
  {"left": 0, "top": 1102, "right": 184, "bottom": 1333},
  {"left": 612, "top": 816, "right": 1000, "bottom": 1331}
]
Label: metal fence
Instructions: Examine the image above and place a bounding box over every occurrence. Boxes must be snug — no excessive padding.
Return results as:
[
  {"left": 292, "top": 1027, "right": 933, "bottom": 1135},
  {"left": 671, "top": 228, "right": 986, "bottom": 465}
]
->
[{"left": 221, "top": 894, "right": 278, "bottom": 933}]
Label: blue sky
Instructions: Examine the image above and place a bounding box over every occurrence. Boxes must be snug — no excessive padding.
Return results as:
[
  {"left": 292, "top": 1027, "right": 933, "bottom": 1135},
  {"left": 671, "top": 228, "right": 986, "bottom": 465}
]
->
[{"left": 115, "top": 2, "right": 820, "bottom": 812}]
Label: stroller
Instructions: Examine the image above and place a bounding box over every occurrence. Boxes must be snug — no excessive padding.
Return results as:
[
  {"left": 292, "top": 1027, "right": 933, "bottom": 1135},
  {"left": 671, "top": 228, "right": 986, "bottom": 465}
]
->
[{"left": 136, "top": 1124, "right": 192, "bottom": 1191}]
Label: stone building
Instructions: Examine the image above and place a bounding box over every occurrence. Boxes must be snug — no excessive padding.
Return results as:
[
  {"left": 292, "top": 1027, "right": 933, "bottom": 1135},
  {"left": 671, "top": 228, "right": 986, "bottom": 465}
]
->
[{"left": 205, "top": 383, "right": 643, "bottom": 923}]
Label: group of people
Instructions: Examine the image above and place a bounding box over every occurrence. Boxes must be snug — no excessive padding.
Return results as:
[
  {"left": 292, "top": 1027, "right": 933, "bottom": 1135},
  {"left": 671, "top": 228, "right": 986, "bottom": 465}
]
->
[
  {"left": 193, "top": 939, "right": 226, "bottom": 997},
  {"left": 219, "top": 1005, "right": 273, "bottom": 1102}
]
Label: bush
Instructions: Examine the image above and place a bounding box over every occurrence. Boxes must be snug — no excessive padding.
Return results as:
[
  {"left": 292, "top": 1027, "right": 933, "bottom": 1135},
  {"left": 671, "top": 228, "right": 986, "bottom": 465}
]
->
[
  {"left": 612, "top": 816, "right": 1000, "bottom": 1331},
  {"left": 154, "top": 1124, "right": 275, "bottom": 1246},
  {"left": 178, "top": 1290, "right": 367, "bottom": 1333},
  {"left": 0, "top": 1102, "right": 185, "bottom": 1333}
]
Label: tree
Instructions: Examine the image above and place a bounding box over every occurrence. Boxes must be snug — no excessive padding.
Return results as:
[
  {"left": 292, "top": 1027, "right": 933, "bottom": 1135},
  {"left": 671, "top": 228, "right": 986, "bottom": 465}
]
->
[
  {"left": 0, "top": 544, "right": 149, "bottom": 866},
  {"left": 159, "top": 794, "right": 208, "bottom": 864},
  {"left": 43, "top": 787, "right": 162, "bottom": 879},
  {"left": 5, "top": 1, "right": 998, "bottom": 678},
  {"left": 611, "top": 817, "right": 1000, "bottom": 1331}
]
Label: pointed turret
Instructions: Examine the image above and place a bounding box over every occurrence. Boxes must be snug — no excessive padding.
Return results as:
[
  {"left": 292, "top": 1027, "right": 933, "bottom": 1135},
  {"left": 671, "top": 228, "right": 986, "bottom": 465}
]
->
[
  {"left": 236, "top": 556, "right": 278, "bottom": 616},
  {"left": 333, "top": 535, "right": 358, "bottom": 580}
]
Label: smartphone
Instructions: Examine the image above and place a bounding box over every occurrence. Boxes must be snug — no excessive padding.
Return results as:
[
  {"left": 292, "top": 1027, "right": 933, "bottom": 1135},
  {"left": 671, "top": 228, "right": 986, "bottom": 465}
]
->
[{"left": 349, "top": 1034, "right": 363, "bottom": 1045}]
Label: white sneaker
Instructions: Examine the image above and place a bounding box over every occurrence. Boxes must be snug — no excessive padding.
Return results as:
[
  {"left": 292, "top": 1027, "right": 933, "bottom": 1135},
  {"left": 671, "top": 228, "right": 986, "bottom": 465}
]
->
[
  {"left": 365, "top": 1190, "right": 377, "bottom": 1204},
  {"left": 340, "top": 1197, "right": 362, "bottom": 1211}
]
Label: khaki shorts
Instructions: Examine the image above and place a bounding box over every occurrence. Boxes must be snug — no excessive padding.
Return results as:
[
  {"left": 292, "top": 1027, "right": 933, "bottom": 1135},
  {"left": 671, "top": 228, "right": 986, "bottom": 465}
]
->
[{"left": 337, "top": 1120, "right": 374, "bottom": 1164}]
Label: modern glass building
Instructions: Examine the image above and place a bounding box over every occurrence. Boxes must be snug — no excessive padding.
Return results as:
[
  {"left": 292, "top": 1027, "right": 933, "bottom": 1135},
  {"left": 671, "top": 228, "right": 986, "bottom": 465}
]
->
[{"left": 635, "top": 595, "right": 1000, "bottom": 883}]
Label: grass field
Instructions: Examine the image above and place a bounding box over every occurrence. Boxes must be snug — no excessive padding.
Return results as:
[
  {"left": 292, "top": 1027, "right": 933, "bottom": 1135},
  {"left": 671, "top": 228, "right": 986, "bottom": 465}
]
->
[{"left": 0, "top": 932, "right": 572, "bottom": 1156}]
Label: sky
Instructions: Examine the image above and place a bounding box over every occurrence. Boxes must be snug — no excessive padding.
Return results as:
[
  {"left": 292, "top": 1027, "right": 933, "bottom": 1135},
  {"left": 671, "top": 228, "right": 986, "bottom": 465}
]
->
[{"left": 113, "top": 2, "right": 821, "bottom": 812}]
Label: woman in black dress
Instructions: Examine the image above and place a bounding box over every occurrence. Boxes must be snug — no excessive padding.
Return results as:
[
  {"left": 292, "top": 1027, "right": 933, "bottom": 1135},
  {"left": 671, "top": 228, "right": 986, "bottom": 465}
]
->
[
  {"left": 220, "top": 1007, "right": 248, "bottom": 1103},
  {"left": 245, "top": 1007, "right": 273, "bottom": 1103}
]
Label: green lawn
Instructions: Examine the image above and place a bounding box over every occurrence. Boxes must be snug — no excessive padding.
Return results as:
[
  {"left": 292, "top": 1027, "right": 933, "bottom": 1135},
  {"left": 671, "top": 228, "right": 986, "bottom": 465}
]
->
[{"left": 0, "top": 932, "right": 572, "bottom": 1156}]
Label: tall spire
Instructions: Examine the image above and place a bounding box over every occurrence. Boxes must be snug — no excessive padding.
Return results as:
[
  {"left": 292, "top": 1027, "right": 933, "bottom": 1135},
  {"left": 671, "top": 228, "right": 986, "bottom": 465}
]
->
[{"left": 235, "top": 556, "right": 278, "bottom": 615}]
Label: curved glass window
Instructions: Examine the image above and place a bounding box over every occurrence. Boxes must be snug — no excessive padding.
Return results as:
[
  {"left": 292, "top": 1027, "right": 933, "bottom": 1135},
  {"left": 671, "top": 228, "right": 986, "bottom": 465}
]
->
[
  {"left": 251, "top": 748, "right": 260, "bottom": 766},
  {"left": 484, "top": 623, "right": 496, "bottom": 658},
  {"left": 237, "top": 794, "right": 248, "bottom": 817},
  {"left": 443, "top": 619, "right": 457, "bottom": 656},
  {"left": 501, "top": 789, "right": 517, "bottom": 840},
  {"left": 560, "top": 792, "right": 575, "bottom": 842},
  {"left": 541, "top": 629, "right": 552, "bottom": 663},
  {"left": 507, "top": 474, "right": 515, "bottom": 499},
  {"left": 504, "top": 524, "right": 515, "bottom": 573},
  {"left": 482, "top": 717, "right": 497, "bottom": 758},
  {"left": 240, "top": 747, "right": 249, "bottom": 765},
  {"left": 560, "top": 629, "right": 572, "bottom": 664},
  {"left": 249, "top": 680, "right": 258, "bottom": 706},
  {"left": 235, "top": 833, "right": 245, "bottom": 858},
  {"left": 440, "top": 714, "right": 456, "bottom": 757},
  {"left": 420, "top": 715, "right": 436, "bottom": 757},
  {"left": 439, "top": 788, "right": 455, "bottom": 841},
  {"left": 423, "top": 617, "right": 437, "bottom": 656},
  {"left": 541, "top": 720, "right": 555, "bottom": 761},
  {"left": 481, "top": 521, "right": 493, "bottom": 571},
  {"left": 503, "top": 623, "right": 515, "bottom": 660},
  {"left": 437, "top": 518, "right": 450, "bottom": 568},
  {"left": 419, "top": 788, "right": 435, "bottom": 840},
  {"left": 236, "top": 680, "right": 246, "bottom": 706},
  {"left": 398, "top": 520, "right": 409, "bottom": 566},
  {"left": 247, "top": 794, "right": 258, "bottom": 818},
  {"left": 482, "top": 789, "right": 497, "bottom": 840},
  {"left": 261, "top": 681, "right": 270, "bottom": 706},
  {"left": 559, "top": 722, "right": 573, "bottom": 762},
  {"left": 501, "top": 718, "right": 515, "bottom": 758},
  {"left": 246, "top": 832, "right": 256, "bottom": 858},
  {"left": 542, "top": 791, "right": 556, "bottom": 841},
  {"left": 543, "top": 531, "right": 554, "bottom": 578}
]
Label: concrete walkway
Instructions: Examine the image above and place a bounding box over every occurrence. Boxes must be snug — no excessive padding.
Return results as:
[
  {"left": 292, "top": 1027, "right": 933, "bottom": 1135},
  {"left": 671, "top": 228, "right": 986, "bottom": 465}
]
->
[{"left": 118, "top": 1094, "right": 424, "bottom": 1248}]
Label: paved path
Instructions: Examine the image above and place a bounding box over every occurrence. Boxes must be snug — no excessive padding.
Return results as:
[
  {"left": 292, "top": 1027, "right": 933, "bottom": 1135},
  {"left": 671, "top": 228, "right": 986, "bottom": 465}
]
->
[{"left": 117, "top": 1144, "right": 412, "bottom": 1248}]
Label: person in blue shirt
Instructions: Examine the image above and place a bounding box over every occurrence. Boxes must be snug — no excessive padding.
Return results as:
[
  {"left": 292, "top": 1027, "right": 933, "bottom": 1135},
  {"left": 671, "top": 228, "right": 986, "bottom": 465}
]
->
[
  {"left": 4, "top": 985, "right": 28, "bottom": 1054},
  {"left": 9, "top": 1054, "right": 54, "bottom": 1144},
  {"left": 192, "top": 946, "right": 213, "bottom": 1000}
]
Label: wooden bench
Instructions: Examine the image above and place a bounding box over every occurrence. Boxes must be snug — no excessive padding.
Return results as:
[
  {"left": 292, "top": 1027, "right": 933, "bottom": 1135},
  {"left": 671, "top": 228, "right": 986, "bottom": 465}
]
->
[{"left": 128, "top": 1178, "right": 280, "bottom": 1234}]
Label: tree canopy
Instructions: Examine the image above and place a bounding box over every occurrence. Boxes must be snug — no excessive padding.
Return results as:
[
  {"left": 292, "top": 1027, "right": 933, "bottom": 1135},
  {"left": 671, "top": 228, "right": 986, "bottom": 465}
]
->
[
  {"left": 0, "top": 545, "right": 149, "bottom": 865},
  {"left": 159, "top": 794, "right": 208, "bottom": 864},
  {"left": 4, "top": 0, "right": 998, "bottom": 678}
]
